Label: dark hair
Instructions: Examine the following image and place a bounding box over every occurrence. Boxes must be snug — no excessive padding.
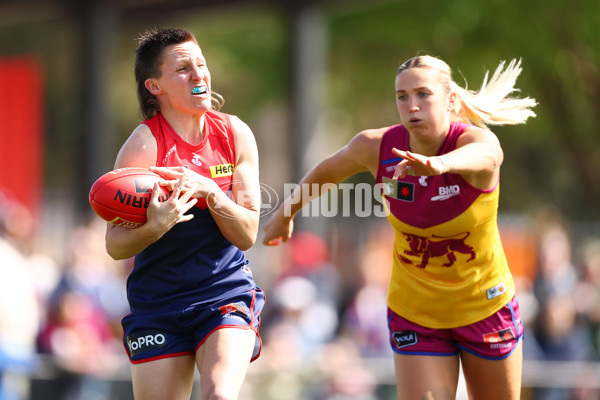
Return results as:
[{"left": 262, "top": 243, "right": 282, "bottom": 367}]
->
[{"left": 134, "top": 28, "right": 197, "bottom": 120}]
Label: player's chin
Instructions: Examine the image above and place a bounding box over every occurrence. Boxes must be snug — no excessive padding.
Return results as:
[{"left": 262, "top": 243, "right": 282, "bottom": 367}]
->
[{"left": 190, "top": 98, "right": 212, "bottom": 111}]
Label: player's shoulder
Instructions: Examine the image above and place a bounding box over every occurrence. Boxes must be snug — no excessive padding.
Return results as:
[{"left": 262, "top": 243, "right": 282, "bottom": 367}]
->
[
  {"left": 227, "top": 114, "right": 255, "bottom": 146},
  {"left": 125, "top": 123, "right": 157, "bottom": 150},
  {"left": 349, "top": 126, "right": 390, "bottom": 149},
  {"left": 132, "top": 122, "right": 155, "bottom": 137},
  {"left": 340, "top": 126, "right": 391, "bottom": 171},
  {"left": 457, "top": 123, "right": 500, "bottom": 146},
  {"left": 114, "top": 123, "right": 158, "bottom": 168}
]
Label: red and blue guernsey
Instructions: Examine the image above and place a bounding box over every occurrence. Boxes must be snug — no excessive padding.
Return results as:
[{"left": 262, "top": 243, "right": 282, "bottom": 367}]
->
[
  {"left": 127, "top": 111, "right": 256, "bottom": 315},
  {"left": 376, "top": 122, "right": 515, "bottom": 329}
]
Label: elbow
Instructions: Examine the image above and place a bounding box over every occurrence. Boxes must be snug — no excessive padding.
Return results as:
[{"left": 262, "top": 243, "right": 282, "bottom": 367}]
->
[
  {"left": 234, "top": 213, "right": 259, "bottom": 251},
  {"left": 489, "top": 154, "right": 502, "bottom": 173},
  {"left": 106, "top": 247, "right": 124, "bottom": 261},
  {"left": 236, "top": 234, "right": 257, "bottom": 251},
  {"left": 234, "top": 225, "right": 258, "bottom": 251},
  {"left": 106, "top": 243, "right": 130, "bottom": 261},
  {"left": 478, "top": 152, "right": 501, "bottom": 175}
]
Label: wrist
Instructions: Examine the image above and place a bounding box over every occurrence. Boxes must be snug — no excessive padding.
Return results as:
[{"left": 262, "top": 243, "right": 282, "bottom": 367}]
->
[
  {"left": 279, "top": 199, "right": 298, "bottom": 220},
  {"left": 437, "top": 157, "right": 451, "bottom": 174},
  {"left": 206, "top": 190, "right": 221, "bottom": 209}
]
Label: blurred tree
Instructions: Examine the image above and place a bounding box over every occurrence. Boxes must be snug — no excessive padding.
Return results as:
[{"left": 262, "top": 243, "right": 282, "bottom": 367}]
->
[
  {"left": 0, "top": 0, "right": 598, "bottom": 220},
  {"left": 325, "top": 0, "right": 600, "bottom": 218}
]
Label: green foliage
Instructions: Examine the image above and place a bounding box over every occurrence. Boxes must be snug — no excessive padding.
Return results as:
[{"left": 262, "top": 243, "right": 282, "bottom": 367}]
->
[
  {"left": 325, "top": 0, "right": 600, "bottom": 218},
  {"left": 0, "top": 0, "right": 598, "bottom": 218}
]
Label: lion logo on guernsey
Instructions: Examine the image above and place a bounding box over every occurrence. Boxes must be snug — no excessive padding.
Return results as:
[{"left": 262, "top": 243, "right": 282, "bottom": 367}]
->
[{"left": 400, "top": 232, "right": 475, "bottom": 269}]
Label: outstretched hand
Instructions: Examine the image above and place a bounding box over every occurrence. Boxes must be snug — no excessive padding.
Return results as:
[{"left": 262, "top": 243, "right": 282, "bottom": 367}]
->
[
  {"left": 392, "top": 148, "right": 447, "bottom": 179},
  {"left": 262, "top": 208, "right": 294, "bottom": 246}
]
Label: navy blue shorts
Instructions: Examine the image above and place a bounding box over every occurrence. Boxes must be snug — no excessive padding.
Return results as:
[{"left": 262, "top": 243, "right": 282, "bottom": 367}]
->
[{"left": 122, "top": 288, "right": 265, "bottom": 364}]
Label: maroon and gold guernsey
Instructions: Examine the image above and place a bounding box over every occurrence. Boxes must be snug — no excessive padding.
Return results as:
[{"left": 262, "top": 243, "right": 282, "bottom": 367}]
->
[{"left": 376, "top": 122, "right": 515, "bottom": 329}]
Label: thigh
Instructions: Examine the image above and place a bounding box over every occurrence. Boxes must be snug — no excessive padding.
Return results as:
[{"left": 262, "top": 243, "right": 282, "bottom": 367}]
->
[
  {"left": 394, "top": 352, "right": 460, "bottom": 400},
  {"left": 196, "top": 327, "right": 257, "bottom": 399},
  {"left": 460, "top": 341, "right": 523, "bottom": 400},
  {"left": 131, "top": 355, "right": 196, "bottom": 400}
]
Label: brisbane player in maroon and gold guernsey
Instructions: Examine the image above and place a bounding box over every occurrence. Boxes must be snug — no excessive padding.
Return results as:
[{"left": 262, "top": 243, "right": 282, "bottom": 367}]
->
[{"left": 264, "top": 55, "right": 536, "bottom": 400}]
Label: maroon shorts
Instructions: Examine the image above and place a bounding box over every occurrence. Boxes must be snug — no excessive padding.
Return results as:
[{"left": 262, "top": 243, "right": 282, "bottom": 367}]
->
[{"left": 388, "top": 296, "right": 523, "bottom": 359}]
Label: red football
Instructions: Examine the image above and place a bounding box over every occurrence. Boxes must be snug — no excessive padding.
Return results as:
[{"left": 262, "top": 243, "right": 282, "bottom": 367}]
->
[{"left": 89, "top": 167, "right": 171, "bottom": 229}]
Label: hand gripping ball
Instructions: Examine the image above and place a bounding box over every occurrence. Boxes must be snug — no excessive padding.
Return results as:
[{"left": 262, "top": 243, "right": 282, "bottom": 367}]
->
[{"left": 89, "top": 167, "right": 170, "bottom": 229}]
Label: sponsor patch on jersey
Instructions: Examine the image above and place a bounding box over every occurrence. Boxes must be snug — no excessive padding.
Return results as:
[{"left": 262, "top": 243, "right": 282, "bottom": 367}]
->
[
  {"left": 218, "top": 302, "right": 250, "bottom": 319},
  {"left": 382, "top": 157, "right": 403, "bottom": 173},
  {"left": 483, "top": 328, "right": 515, "bottom": 343},
  {"left": 126, "top": 330, "right": 168, "bottom": 356},
  {"left": 486, "top": 282, "right": 506, "bottom": 300},
  {"left": 210, "top": 163, "right": 234, "bottom": 178},
  {"left": 392, "top": 330, "right": 418, "bottom": 349},
  {"left": 382, "top": 177, "right": 414, "bottom": 202},
  {"left": 431, "top": 185, "right": 461, "bottom": 201}
]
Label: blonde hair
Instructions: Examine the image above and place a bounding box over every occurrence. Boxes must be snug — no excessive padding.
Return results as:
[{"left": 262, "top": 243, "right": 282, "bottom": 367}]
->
[{"left": 397, "top": 55, "right": 537, "bottom": 128}]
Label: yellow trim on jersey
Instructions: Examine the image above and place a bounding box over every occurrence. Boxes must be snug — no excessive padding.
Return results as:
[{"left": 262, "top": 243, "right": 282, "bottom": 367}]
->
[{"left": 385, "top": 188, "right": 515, "bottom": 328}]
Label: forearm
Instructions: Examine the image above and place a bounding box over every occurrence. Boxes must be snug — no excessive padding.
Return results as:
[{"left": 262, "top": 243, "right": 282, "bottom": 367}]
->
[
  {"left": 207, "top": 190, "right": 260, "bottom": 251},
  {"left": 281, "top": 157, "right": 347, "bottom": 219},
  {"left": 105, "top": 223, "right": 164, "bottom": 260},
  {"left": 440, "top": 142, "right": 501, "bottom": 175}
]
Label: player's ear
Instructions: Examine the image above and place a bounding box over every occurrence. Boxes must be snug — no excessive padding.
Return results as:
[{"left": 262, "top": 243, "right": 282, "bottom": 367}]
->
[
  {"left": 145, "top": 79, "right": 161, "bottom": 95},
  {"left": 447, "top": 92, "right": 458, "bottom": 113}
]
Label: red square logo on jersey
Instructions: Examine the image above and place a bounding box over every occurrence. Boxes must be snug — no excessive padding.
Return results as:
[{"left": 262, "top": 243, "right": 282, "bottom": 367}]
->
[
  {"left": 382, "top": 177, "right": 414, "bottom": 202},
  {"left": 397, "top": 182, "right": 414, "bottom": 202}
]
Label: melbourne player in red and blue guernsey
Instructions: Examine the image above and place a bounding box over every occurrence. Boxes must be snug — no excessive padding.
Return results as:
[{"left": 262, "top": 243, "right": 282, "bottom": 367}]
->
[{"left": 105, "top": 28, "right": 263, "bottom": 400}]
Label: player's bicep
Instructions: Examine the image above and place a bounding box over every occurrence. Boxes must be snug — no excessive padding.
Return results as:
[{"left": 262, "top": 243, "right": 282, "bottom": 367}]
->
[
  {"left": 320, "top": 130, "right": 381, "bottom": 182},
  {"left": 458, "top": 127, "right": 504, "bottom": 165},
  {"left": 231, "top": 117, "right": 260, "bottom": 212},
  {"left": 230, "top": 162, "right": 260, "bottom": 213}
]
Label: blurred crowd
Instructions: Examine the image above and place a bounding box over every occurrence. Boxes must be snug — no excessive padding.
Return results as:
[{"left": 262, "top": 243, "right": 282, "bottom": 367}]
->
[{"left": 1, "top": 191, "right": 600, "bottom": 400}]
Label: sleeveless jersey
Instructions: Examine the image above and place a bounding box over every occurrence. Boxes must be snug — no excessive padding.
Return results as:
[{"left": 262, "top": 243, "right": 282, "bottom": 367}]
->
[
  {"left": 376, "top": 122, "right": 514, "bottom": 328},
  {"left": 127, "top": 111, "right": 256, "bottom": 314}
]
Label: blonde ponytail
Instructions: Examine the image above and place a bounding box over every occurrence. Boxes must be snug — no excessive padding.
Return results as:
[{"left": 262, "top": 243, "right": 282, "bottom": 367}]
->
[
  {"left": 397, "top": 56, "right": 537, "bottom": 128},
  {"left": 451, "top": 59, "right": 537, "bottom": 127}
]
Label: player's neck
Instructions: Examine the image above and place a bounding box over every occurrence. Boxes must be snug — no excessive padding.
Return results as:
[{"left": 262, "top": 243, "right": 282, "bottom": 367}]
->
[{"left": 162, "top": 109, "right": 206, "bottom": 145}]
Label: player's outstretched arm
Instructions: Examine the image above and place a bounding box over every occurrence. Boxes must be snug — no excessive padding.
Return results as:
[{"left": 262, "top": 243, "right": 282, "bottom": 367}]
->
[{"left": 262, "top": 127, "right": 384, "bottom": 246}]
